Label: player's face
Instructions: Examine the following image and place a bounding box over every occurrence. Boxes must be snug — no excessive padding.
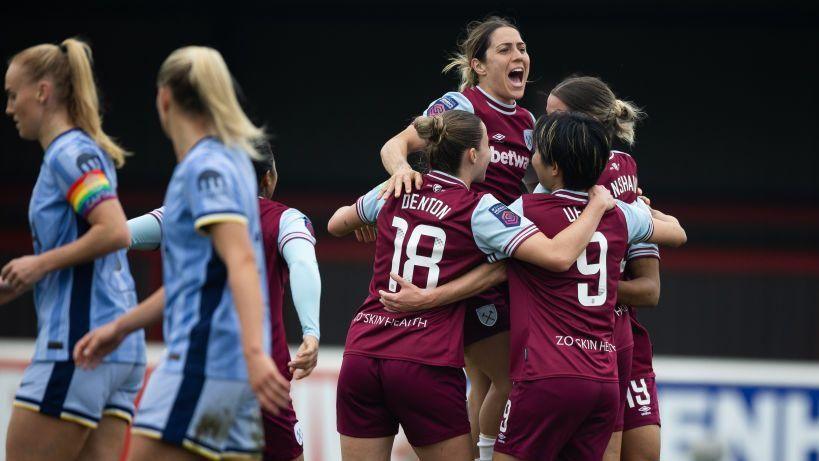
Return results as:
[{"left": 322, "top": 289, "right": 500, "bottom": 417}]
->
[
  {"left": 477, "top": 27, "right": 529, "bottom": 103},
  {"left": 546, "top": 94, "right": 569, "bottom": 115},
  {"left": 472, "top": 122, "right": 491, "bottom": 183},
  {"left": 4, "top": 62, "right": 45, "bottom": 141},
  {"left": 532, "top": 149, "right": 558, "bottom": 190}
]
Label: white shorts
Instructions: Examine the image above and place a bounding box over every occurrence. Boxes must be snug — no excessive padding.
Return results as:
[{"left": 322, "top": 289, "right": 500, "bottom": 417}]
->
[
  {"left": 132, "top": 367, "right": 263, "bottom": 460},
  {"left": 14, "top": 360, "right": 145, "bottom": 428}
]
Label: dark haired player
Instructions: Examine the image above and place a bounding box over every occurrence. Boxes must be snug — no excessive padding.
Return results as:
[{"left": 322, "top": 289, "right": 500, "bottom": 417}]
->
[{"left": 379, "top": 112, "right": 686, "bottom": 460}]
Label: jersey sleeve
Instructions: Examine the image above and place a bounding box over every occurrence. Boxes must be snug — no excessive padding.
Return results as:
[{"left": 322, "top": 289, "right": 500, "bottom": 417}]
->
[
  {"left": 128, "top": 207, "right": 164, "bottom": 250},
  {"left": 278, "top": 208, "right": 317, "bottom": 252},
  {"left": 282, "top": 238, "right": 321, "bottom": 340},
  {"left": 355, "top": 182, "right": 387, "bottom": 225},
  {"left": 616, "top": 199, "right": 654, "bottom": 244},
  {"left": 471, "top": 195, "right": 538, "bottom": 263},
  {"left": 47, "top": 147, "right": 116, "bottom": 218},
  {"left": 423, "top": 92, "right": 475, "bottom": 116},
  {"left": 185, "top": 159, "right": 247, "bottom": 233},
  {"left": 627, "top": 242, "right": 660, "bottom": 261}
]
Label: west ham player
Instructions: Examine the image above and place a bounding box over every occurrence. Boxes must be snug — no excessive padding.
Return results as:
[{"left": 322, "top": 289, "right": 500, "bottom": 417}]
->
[
  {"left": 377, "top": 17, "right": 536, "bottom": 459},
  {"left": 546, "top": 75, "right": 661, "bottom": 461},
  {"left": 328, "top": 110, "right": 616, "bottom": 461},
  {"left": 73, "top": 46, "right": 290, "bottom": 460},
  {"left": 125, "top": 152, "right": 322, "bottom": 461},
  {"left": 379, "top": 112, "right": 686, "bottom": 460},
  {"left": 2, "top": 38, "right": 146, "bottom": 461}
]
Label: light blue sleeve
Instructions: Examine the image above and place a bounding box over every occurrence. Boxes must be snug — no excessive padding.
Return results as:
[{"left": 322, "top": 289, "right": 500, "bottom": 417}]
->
[
  {"left": 49, "top": 143, "right": 116, "bottom": 218},
  {"left": 278, "top": 208, "right": 317, "bottom": 250},
  {"left": 281, "top": 238, "right": 321, "bottom": 340},
  {"left": 355, "top": 182, "right": 387, "bottom": 225},
  {"left": 471, "top": 195, "right": 538, "bottom": 263},
  {"left": 423, "top": 92, "right": 475, "bottom": 116},
  {"left": 533, "top": 184, "right": 551, "bottom": 194},
  {"left": 128, "top": 207, "right": 164, "bottom": 250},
  {"left": 616, "top": 199, "right": 654, "bottom": 244},
  {"left": 185, "top": 157, "right": 247, "bottom": 233}
]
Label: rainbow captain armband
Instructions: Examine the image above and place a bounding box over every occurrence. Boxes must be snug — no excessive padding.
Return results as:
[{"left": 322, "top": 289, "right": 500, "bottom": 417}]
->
[{"left": 66, "top": 169, "right": 116, "bottom": 218}]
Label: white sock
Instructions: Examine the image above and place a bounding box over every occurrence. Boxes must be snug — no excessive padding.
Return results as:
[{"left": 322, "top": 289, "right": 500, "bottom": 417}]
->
[{"left": 478, "top": 433, "right": 496, "bottom": 461}]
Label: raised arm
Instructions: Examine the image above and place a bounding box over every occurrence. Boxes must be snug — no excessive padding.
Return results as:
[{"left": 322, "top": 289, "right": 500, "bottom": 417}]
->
[
  {"left": 328, "top": 182, "right": 385, "bottom": 237},
  {"left": 647, "top": 208, "right": 687, "bottom": 247},
  {"left": 379, "top": 125, "right": 426, "bottom": 199},
  {"left": 211, "top": 221, "right": 291, "bottom": 414},
  {"left": 512, "top": 186, "right": 613, "bottom": 272}
]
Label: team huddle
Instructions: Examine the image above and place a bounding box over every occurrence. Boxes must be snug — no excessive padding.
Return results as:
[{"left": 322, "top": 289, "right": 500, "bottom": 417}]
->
[{"left": 2, "top": 16, "right": 686, "bottom": 461}]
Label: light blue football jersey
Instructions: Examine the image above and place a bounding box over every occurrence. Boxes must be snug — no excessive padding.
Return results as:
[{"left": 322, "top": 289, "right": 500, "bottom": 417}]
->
[
  {"left": 158, "top": 137, "right": 270, "bottom": 380},
  {"left": 28, "top": 128, "right": 144, "bottom": 363}
]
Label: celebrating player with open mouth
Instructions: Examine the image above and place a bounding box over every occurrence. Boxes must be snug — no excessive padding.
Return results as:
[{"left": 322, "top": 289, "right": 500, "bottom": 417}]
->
[
  {"left": 329, "top": 109, "right": 629, "bottom": 461},
  {"left": 377, "top": 17, "right": 536, "bottom": 460},
  {"left": 3, "top": 38, "right": 146, "bottom": 461},
  {"left": 379, "top": 112, "right": 686, "bottom": 460},
  {"left": 72, "top": 46, "right": 291, "bottom": 460}
]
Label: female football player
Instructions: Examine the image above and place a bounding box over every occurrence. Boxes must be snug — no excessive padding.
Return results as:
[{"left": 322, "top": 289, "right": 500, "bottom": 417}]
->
[
  {"left": 377, "top": 17, "right": 536, "bottom": 459},
  {"left": 329, "top": 109, "right": 624, "bottom": 461},
  {"left": 73, "top": 46, "right": 290, "bottom": 460},
  {"left": 3, "top": 37, "right": 145, "bottom": 461}
]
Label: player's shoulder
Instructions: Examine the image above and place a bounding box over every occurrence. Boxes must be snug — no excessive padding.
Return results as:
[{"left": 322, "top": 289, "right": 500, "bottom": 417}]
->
[
  {"left": 609, "top": 150, "right": 637, "bottom": 167},
  {"left": 425, "top": 91, "right": 474, "bottom": 116},
  {"left": 46, "top": 129, "right": 105, "bottom": 168},
  {"left": 517, "top": 105, "right": 536, "bottom": 126}
]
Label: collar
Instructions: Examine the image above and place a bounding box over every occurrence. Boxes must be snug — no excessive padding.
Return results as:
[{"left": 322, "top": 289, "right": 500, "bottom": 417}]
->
[
  {"left": 427, "top": 170, "right": 469, "bottom": 189},
  {"left": 552, "top": 188, "right": 589, "bottom": 203},
  {"left": 476, "top": 86, "right": 517, "bottom": 115}
]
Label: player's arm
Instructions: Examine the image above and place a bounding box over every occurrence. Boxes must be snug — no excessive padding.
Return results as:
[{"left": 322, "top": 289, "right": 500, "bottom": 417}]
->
[
  {"left": 210, "top": 221, "right": 291, "bottom": 414},
  {"left": 379, "top": 124, "right": 427, "bottom": 198},
  {"left": 73, "top": 286, "right": 165, "bottom": 369},
  {"left": 617, "top": 257, "right": 660, "bottom": 307},
  {"left": 278, "top": 211, "right": 322, "bottom": 380},
  {"left": 647, "top": 208, "right": 687, "bottom": 247},
  {"left": 619, "top": 199, "right": 687, "bottom": 248},
  {"left": 380, "top": 261, "right": 508, "bottom": 312},
  {"left": 2, "top": 199, "right": 130, "bottom": 292},
  {"left": 328, "top": 182, "right": 385, "bottom": 237},
  {"left": 128, "top": 208, "right": 164, "bottom": 250},
  {"left": 512, "top": 185, "right": 614, "bottom": 272}
]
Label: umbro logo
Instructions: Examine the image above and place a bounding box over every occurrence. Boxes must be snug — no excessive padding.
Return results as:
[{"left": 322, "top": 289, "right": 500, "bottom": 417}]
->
[
  {"left": 610, "top": 163, "right": 620, "bottom": 171},
  {"left": 639, "top": 405, "right": 652, "bottom": 416},
  {"left": 492, "top": 133, "right": 506, "bottom": 141}
]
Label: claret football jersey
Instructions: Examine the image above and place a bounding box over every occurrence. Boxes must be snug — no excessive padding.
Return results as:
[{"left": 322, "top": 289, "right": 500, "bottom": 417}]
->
[
  {"left": 344, "top": 170, "right": 538, "bottom": 367},
  {"left": 424, "top": 86, "right": 535, "bottom": 204}
]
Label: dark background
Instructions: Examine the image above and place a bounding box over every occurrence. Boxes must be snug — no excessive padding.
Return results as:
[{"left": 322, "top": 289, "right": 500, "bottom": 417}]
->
[{"left": 1, "top": 0, "right": 817, "bottom": 359}]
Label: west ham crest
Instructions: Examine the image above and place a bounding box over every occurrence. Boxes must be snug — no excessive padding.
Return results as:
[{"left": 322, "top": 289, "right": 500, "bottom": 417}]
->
[
  {"left": 476, "top": 304, "right": 498, "bottom": 327},
  {"left": 523, "top": 129, "right": 533, "bottom": 151}
]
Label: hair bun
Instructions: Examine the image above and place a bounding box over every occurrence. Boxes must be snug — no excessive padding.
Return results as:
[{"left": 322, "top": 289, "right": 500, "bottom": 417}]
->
[{"left": 431, "top": 115, "right": 447, "bottom": 145}]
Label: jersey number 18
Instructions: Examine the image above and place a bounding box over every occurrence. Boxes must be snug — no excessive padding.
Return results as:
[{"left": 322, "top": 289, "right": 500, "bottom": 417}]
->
[{"left": 389, "top": 217, "right": 447, "bottom": 292}]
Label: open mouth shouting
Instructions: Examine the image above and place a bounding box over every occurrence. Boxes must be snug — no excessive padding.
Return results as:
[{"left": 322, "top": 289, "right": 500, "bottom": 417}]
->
[{"left": 508, "top": 67, "right": 525, "bottom": 89}]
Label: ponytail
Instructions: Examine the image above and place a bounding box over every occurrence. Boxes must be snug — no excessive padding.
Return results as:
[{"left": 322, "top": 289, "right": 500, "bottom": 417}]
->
[
  {"left": 11, "top": 37, "right": 128, "bottom": 166},
  {"left": 550, "top": 75, "right": 646, "bottom": 146},
  {"left": 158, "top": 46, "right": 265, "bottom": 159},
  {"left": 413, "top": 110, "right": 483, "bottom": 175}
]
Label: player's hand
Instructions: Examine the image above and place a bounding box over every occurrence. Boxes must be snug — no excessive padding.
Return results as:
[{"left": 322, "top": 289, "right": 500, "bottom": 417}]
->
[
  {"left": 636, "top": 187, "right": 651, "bottom": 207},
  {"left": 1, "top": 255, "right": 46, "bottom": 292},
  {"left": 379, "top": 273, "right": 434, "bottom": 312},
  {"left": 0, "top": 277, "right": 22, "bottom": 306},
  {"left": 73, "top": 321, "right": 126, "bottom": 369},
  {"left": 288, "top": 335, "right": 319, "bottom": 380},
  {"left": 246, "top": 351, "right": 291, "bottom": 415},
  {"left": 588, "top": 185, "right": 615, "bottom": 211},
  {"left": 379, "top": 165, "right": 423, "bottom": 199},
  {"left": 354, "top": 225, "right": 377, "bottom": 243}
]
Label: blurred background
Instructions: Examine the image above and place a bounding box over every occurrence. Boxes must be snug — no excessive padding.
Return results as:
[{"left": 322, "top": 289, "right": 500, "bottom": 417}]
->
[{"left": 0, "top": 1, "right": 817, "bottom": 460}]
